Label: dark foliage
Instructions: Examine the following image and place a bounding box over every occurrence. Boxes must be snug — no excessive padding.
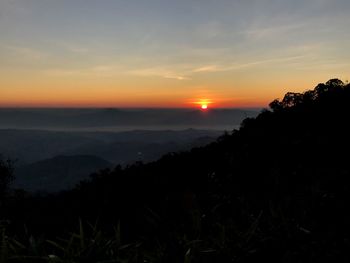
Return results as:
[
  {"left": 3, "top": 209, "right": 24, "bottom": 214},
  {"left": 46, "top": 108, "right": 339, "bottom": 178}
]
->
[
  {"left": 1, "top": 79, "right": 350, "bottom": 262},
  {"left": 0, "top": 157, "right": 14, "bottom": 204}
]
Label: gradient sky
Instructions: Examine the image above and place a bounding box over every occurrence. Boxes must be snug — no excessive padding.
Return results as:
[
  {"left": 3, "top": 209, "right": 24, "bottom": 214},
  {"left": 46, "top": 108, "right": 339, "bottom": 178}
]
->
[{"left": 0, "top": 0, "right": 349, "bottom": 108}]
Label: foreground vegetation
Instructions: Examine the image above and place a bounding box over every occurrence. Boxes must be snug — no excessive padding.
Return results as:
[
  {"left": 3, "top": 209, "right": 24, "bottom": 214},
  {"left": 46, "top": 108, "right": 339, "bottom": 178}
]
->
[{"left": 1, "top": 79, "right": 350, "bottom": 262}]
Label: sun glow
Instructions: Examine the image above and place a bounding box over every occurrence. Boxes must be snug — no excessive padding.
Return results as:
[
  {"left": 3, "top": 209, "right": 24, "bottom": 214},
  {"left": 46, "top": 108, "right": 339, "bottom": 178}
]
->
[{"left": 193, "top": 99, "right": 212, "bottom": 110}]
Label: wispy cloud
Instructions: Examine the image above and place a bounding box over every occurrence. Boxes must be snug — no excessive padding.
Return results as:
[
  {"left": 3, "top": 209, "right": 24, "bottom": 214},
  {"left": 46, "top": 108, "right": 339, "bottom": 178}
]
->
[
  {"left": 164, "top": 75, "right": 190, "bottom": 81},
  {"left": 127, "top": 55, "right": 306, "bottom": 81},
  {"left": 6, "top": 46, "right": 47, "bottom": 61},
  {"left": 92, "top": 65, "right": 113, "bottom": 72},
  {"left": 127, "top": 67, "right": 190, "bottom": 81},
  {"left": 244, "top": 23, "right": 306, "bottom": 40},
  {"left": 192, "top": 65, "right": 220, "bottom": 73},
  {"left": 0, "top": 0, "right": 31, "bottom": 18},
  {"left": 44, "top": 65, "right": 117, "bottom": 77},
  {"left": 44, "top": 69, "right": 79, "bottom": 76},
  {"left": 42, "top": 40, "right": 91, "bottom": 54},
  {"left": 192, "top": 55, "right": 306, "bottom": 74},
  {"left": 57, "top": 42, "right": 90, "bottom": 54},
  {"left": 194, "top": 21, "right": 224, "bottom": 39},
  {"left": 67, "top": 46, "right": 89, "bottom": 53},
  {"left": 40, "top": 53, "right": 306, "bottom": 81},
  {"left": 228, "top": 55, "right": 306, "bottom": 70}
]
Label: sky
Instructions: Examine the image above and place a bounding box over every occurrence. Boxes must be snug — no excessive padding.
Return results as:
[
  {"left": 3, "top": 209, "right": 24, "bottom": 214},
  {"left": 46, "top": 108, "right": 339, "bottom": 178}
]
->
[{"left": 0, "top": 0, "right": 349, "bottom": 108}]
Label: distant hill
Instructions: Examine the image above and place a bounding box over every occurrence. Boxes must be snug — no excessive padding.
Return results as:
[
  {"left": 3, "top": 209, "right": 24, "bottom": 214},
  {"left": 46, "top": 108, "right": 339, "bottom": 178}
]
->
[
  {"left": 15, "top": 155, "right": 112, "bottom": 192},
  {"left": 0, "top": 129, "right": 222, "bottom": 164},
  {"left": 1, "top": 129, "right": 221, "bottom": 191},
  {"left": 0, "top": 108, "right": 258, "bottom": 130}
]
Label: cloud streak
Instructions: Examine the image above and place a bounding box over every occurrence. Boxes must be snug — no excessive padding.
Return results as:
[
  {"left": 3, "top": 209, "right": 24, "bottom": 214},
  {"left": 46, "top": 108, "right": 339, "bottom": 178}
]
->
[
  {"left": 192, "top": 55, "right": 307, "bottom": 74},
  {"left": 127, "top": 67, "right": 190, "bottom": 81},
  {"left": 44, "top": 65, "right": 118, "bottom": 77},
  {"left": 5, "top": 46, "right": 48, "bottom": 61}
]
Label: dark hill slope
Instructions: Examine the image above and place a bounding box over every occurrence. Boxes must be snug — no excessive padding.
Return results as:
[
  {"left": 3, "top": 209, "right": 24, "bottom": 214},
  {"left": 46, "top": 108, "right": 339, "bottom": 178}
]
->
[
  {"left": 4, "top": 79, "right": 350, "bottom": 262},
  {"left": 15, "top": 155, "right": 112, "bottom": 192}
]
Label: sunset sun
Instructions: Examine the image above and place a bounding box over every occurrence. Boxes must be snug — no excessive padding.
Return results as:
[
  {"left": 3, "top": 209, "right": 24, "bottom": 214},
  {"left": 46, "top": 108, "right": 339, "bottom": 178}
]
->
[{"left": 195, "top": 99, "right": 212, "bottom": 110}]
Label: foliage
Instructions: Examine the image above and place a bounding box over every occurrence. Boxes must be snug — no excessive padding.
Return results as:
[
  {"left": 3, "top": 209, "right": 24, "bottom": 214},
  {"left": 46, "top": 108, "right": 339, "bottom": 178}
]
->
[{"left": 0, "top": 157, "right": 14, "bottom": 204}]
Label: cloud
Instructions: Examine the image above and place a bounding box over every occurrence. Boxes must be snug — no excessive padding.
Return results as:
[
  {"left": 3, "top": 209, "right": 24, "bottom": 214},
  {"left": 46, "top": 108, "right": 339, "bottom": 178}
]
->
[
  {"left": 192, "top": 55, "right": 306, "bottom": 74},
  {"left": 92, "top": 65, "right": 113, "bottom": 72},
  {"left": 44, "top": 69, "right": 79, "bottom": 76},
  {"left": 39, "top": 53, "right": 306, "bottom": 82},
  {"left": 44, "top": 65, "right": 117, "bottom": 77},
  {"left": 244, "top": 23, "right": 306, "bottom": 40},
  {"left": 6, "top": 46, "right": 47, "bottom": 61},
  {"left": 127, "top": 55, "right": 306, "bottom": 81},
  {"left": 164, "top": 75, "right": 190, "bottom": 81},
  {"left": 194, "top": 21, "right": 224, "bottom": 39},
  {"left": 42, "top": 40, "right": 91, "bottom": 54},
  {"left": 192, "top": 65, "right": 220, "bottom": 73},
  {"left": 0, "top": 0, "right": 31, "bottom": 18},
  {"left": 127, "top": 67, "right": 190, "bottom": 80},
  {"left": 228, "top": 55, "right": 306, "bottom": 70},
  {"left": 58, "top": 42, "right": 90, "bottom": 54},
  {"left": 67, "top": 47, "right": 89, "bottom": 53}
]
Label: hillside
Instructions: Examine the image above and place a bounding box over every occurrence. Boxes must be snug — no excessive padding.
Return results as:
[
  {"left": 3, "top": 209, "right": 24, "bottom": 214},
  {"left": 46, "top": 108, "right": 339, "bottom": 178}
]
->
[
  {"left": 1, "top": 79, "right": 350, "bottom": 262},
  {"left": 0, "top": 129, "right": 222, "bottom": 165},
  {"left": 14, "top": 155, "right": 112, "bottom": 192}
]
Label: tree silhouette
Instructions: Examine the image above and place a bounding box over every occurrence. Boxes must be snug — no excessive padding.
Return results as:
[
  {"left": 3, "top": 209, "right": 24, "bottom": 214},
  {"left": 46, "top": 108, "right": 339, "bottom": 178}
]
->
[{"left": 0, "top": 157, "right": 14, "bottom": 205}]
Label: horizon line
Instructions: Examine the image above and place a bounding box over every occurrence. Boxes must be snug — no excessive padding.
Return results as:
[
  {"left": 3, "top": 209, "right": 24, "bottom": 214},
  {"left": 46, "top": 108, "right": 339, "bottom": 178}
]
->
[{"left": 0, "top": 106, "right": 264, "bottom": 110}]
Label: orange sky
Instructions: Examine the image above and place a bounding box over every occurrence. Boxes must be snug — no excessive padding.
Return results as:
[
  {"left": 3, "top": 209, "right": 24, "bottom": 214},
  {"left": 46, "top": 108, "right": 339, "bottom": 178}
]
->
[
  {"left": 0, "top": 1, "right": 349, "bottom": 108},
  {"left": 0, "top": 69, "right": 346, "bottom": 108}
]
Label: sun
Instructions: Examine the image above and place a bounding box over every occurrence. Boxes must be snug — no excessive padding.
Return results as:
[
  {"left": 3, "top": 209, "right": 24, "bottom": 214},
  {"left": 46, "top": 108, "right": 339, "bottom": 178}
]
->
[{"left": 193, "top": 99, "right": 212, "bottom": 110}]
